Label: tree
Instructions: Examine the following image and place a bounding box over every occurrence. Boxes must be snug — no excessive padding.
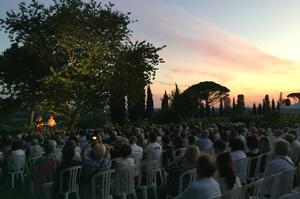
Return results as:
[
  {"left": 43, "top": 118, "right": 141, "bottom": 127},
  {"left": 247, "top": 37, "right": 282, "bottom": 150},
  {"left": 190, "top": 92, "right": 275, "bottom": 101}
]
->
[
  {"left": 223, "top": 96, "right": 231, "bottom": 115},
  {"left": 161, "top": 91, "right": 169, "bottom": 112},
  {"left": 0, "top": 44, "right": 49, "bottom": 127},
  {"left": 232, "top": 97, "right": 236, "bottom": 113},
  {"left": 181, "top": 81, "right": 230, "bottom": 117},
  {"left": 287, "top": 93, "right": 300, "bottom": 103},
  {"left": 170, "top": 83, "right": 181, "bottom": 114},
  {"left": 284, "top": 98, "right": 291, "bottom": 106},
  {"left": 263, "top": 95, "right": 271, "bottom": 113},
  {"left": 236, "top": 94, "right": 245, "bottom": 113},
  {"left": 146, "top": 85, "right": 154, "bottom": 119},
  {"left": 257, "top": 104, "right": 262, "bottom": 115},
  {"left": 211, "top": 106, "right": 215, "bottom": 117},
  {"left": 1, "top": 0, "right": 165, "bottom": 128},
  {"left": 128, "top": 87, "right": 145, "bottom": 121},
  {"left": 271, "top": 98, "right": 276, "bottom": 111},
  {"left": 252, "top": 103, "right": 257, "bottom": 115},
  {"left": 219, "top": 99, "right": 223, "bottom": 116}
]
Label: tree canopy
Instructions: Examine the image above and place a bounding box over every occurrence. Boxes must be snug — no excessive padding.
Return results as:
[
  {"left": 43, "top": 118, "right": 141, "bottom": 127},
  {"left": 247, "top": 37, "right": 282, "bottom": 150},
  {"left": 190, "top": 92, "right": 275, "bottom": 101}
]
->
[{"left": 0, "top": 0, "right": 165, "bottom": 128}]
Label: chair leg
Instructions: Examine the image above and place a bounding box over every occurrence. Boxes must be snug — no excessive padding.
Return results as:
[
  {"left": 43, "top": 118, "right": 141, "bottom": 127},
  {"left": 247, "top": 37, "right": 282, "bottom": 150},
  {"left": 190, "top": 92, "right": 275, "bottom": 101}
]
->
[
  {"left": 20, "top": 173, "right": 24, "bottom": 189},
  {"left": 121, "top": 193, "right": 126, "bottom": 199},
  {"left": 132, "top": 191, "right": 137, "bottom": 199},
  {"left": 11, "top": 173, "right": 15, "bottom": 189},
  {"left": 153, "top": 187, "right": 158, "bottom": 199},
  {"left": 142, "top": 187, "right": 147, "bottom": 199},
  {"left": 75, "top": 191, "right": 80, "bottom": 199}
]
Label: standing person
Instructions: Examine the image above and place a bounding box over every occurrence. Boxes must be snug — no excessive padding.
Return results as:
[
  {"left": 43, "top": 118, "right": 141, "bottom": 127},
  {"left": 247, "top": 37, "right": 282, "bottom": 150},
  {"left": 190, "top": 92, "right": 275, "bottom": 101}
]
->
[
  {"left": 36, "top": 116, "right": 44, "bottom": 133},
  {"left": 47, "top": 115, "right": 56, "bottom": 132}
]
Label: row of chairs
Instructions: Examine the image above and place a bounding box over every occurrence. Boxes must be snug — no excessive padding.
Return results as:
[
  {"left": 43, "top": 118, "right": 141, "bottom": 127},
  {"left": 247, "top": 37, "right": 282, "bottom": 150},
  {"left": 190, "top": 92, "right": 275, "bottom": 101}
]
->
[{"left": 214, "top": 167, "right": 296, "bottom": 199}]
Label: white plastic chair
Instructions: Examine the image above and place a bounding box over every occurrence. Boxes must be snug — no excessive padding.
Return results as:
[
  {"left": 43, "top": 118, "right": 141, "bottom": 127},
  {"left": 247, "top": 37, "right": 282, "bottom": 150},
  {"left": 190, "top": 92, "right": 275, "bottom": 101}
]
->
[
  {"left": 222, "top": 186, "right": 242, "bottom": 199},
  {"left": 262, "top": 172, "right": 281, "bottom": 199},
  {"left": 41, "top": 181, "right": 53, "bottom": 199},
  {"left": 7, "top": 154, "right": 26, "bottom": 189},
  {"left": 57, "top": 165, "right": 82, "bottom": 199},
  {"left": 166, "top": 168, "right": 197, "bottom": 199},
  {"left": 247, "top": 154, "right": 263, "bottom": 182},
  {"left": 242, "top": 178, "right": 264, "bottom": 199},
  {"left": 26, "top": 155, "right": 41, "bottom": 193},
  {"left": 129, "top": 152, "right": 143, "bottom": 168},
  {"left": 113, "top": 166, "right": 137, "bottom": 199},
  {"left": 277, "top": 168, "right": 296, "bottom": 197},
  {"left": 91, "top": 169, "right": 114, "bottom": 199},
  {"left": 234, "top": 157, "right": 249, "bottom": 184},
  {"left": 178, "top": 168, "right": 197, "bottom": 193},
  {"left": 136, "top": 160, "right": 159, "bottom": 199},
  {"left": 173, "top": 147, "right": 186, "bottom": 160}
]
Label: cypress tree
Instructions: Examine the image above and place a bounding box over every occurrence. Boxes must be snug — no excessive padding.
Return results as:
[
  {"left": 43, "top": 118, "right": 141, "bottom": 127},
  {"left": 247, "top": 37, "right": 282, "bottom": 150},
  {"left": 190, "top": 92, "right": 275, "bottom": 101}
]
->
[
  {"left": 252, "top": 103, "right": 257, "bottom": 115},
  {"left": 257, "top": 103, "right": 262, "bottom": 115},
  {"left": 161, "top": 91, "right": 169, "bottom": 112},
  {"left": 211, "top": 106, "right": 215, "bottom": 117},
  {"left": 232, "top": 97, "right": 236, "bottom": 113},
  {"left": 271, "top": 98, "right": 276, "bottom": 111},
  {"left": 219, "top": 99, "right": 223, "bottom": 116},
  {"left": 146, "top": 86, "right": 154, "bottom": 119}
]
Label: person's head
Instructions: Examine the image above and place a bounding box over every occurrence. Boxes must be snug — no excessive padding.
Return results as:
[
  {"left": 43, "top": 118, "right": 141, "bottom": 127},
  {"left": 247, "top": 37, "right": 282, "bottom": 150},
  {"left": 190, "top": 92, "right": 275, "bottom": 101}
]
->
[
  {"left": 200, "top": 130, "right": 209, "bottom": 139},
  {"left": 44, "top": 142, "right": 55, "bottom": 154},
  {"left": 258, "top": 136, "right": 272, "bottom": 153},
  {"left": 284, "top": 134, "right": 295, "bottom": 144},
  {"left": 161, "top": 136, "right": 170, "bottom": 146},
  {"left": 274, "top": 140, "right": 290, "bottom": 156},
  {"left": 93, "top": 143, "right": 107, "bottom": 160},
  {"left": 187, "top": 135, "right": 196, "bottom": 145},
  {"left": 184, "top": 145, "right": 200, "bottom": 163},
  {"left": 214, "top": 139, "right": 226, "bottom": 155},
  {"left": 173, "top": 135, "right": 183, "bottom": 149},
  {"left": 247, "top": 136, "right": 259, "bottom": 150},
  {"left": 62, "top": 146, "right": 75, "bottom": 162},
  {"left": 119, "top": 144, "right": 132, "bottom": 158},
  {"left": 32, "top": 139, "right": 39, "bottom": 146},
  {"left": 129, "top": 136, "right": 137, "bottom": 145},
  {"left": 11, "top": 140, "right": 23, "bottom": 151},
  {"left": 197, "top": 154, "right": 216, "bottom": 178},
  {"left": 230, "top": 138, "right": 244, "bottom": 151},
  {"left": 216, "top": 152, "right": 236, "bottom": 189},
  {"left": 149, "top": 132, "right": 157, "bottom": 143}
]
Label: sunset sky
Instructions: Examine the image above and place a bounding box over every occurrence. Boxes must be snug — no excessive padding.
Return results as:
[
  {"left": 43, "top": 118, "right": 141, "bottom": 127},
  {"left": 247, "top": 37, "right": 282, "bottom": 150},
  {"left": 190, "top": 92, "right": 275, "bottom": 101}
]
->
[{"left": 1, "top": 0, "right": 300, "bottom": 108}]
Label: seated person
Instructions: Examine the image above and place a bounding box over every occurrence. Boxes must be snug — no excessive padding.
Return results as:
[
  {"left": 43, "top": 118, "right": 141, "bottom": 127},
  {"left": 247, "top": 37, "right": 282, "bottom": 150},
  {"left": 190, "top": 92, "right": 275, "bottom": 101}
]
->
[
  {"left": 175, "top": 154, "right": 221, "bottom": 199},
  {"left": 32, "top": 141, "right": 60, "bottom": 191},
  {"left": 113, "top": 144, "right": 135, "bottom": 170},
  {"left": 159, "top": 146, "right": 200, "bottom": 197},
  {"left": 264, "top": 140, "right": 295, "bottom": 197},
  {"left": 52, "top": 146, "right": 81, "bottom": 198},
  {"left": 214, "top": 152, "right": 241, "bottom": 193}
]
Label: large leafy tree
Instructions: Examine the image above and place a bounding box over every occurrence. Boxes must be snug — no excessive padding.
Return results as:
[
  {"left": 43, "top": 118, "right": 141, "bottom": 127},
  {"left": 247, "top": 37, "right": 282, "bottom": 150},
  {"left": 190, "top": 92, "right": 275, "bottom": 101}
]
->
[
  {"left": 0, "top": 0, "right": 164, "bottom": 128},
  {"left": 181, "top": 81, "right": 230, "bottom": 116},
  {"left": 0, "top": 44, "right": 49, "bottom": 126},
  {"left": 287, "top": 93, "right": 300, "bottom": 103}
]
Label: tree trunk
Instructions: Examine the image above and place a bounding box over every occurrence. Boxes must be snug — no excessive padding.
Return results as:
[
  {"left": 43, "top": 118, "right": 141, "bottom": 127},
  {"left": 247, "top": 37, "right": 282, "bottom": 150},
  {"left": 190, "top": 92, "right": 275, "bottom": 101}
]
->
[
  {"left": 69, "top": 109, "right": 80, "bottom": 130},
  {"left": 27, "top": 108, "right": 35, "bottom": 128}
]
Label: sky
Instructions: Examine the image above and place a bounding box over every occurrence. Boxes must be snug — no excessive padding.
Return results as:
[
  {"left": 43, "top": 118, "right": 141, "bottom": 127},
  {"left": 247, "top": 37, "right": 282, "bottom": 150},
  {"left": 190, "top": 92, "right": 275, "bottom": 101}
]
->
[{"left": 1, "top": 0, "right": 300, "bottom": 108}]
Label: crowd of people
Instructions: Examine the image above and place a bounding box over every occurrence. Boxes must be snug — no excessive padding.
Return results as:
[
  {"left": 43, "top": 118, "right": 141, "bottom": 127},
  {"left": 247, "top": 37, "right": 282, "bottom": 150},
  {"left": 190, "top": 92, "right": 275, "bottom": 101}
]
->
[{"left": 0, "top": 121, "right": 300, "bottom": 199}]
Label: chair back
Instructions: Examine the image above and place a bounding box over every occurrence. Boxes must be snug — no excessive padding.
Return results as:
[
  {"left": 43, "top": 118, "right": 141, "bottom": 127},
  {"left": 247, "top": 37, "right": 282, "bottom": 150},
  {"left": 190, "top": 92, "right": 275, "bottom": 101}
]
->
[
  {"left": 277, "top": 168, "right": 296, "bottom": 197},
  {"left": 41, "top": 182, "right": 54, "bottom": 199},
  {"left": 26, "top": 155, "right": 41, "bottom": 177},
  {"left": 222, "top": 186, "right": 242, "bottom": 199},
  {"left": 173, "top": 147, "right": 186, "bottom": 160},
  {"left": 91, "top": 169, "right": 114, "bottom": 199},
  {"left": 262, "top": 172, "right": 281, "bottom": 199},
  {"left": 129, "top": 152, "right": 143, "bottom": 168},
  {"left": 139, "top": 160, "right": 159, "bottom": 186},
  {"left": 178, "top": 168, "right": 197, "bottom": 193},
  {"left": 242, "top": 178, "right": 264, "bottom": 199},
  {"left": 234, "top": 157, "right": 249, "bottom": 184},
  {"left": 59, "top": 165, "right": 82, "bottom": 193},
  {"left": 247, "top": 154, "right": 263, "bottom": 181},
  {"left": 113, "top": 166, "right": 136, "bottom": 196},
  {"left": 7, "top": 154, "right": 26, "bottom": 174}
]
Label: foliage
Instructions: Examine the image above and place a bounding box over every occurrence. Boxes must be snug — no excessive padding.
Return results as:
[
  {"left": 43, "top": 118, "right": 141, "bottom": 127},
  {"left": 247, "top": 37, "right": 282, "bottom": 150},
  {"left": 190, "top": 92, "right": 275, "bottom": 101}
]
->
[
  {"left": 287, "top": 92, "right": 300, "bottom": 103},
  {"left": 161, "top": 91, "right": 169, "bottom": 112},
  {"left": 146, "top": 86, "right": 154, "bottom": 119},
  {"left": 263, "top": 95, "right": 270, "bottom": 113},
  {"left": 0, "top": 0, "right": 165, "bottom": 128}
]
